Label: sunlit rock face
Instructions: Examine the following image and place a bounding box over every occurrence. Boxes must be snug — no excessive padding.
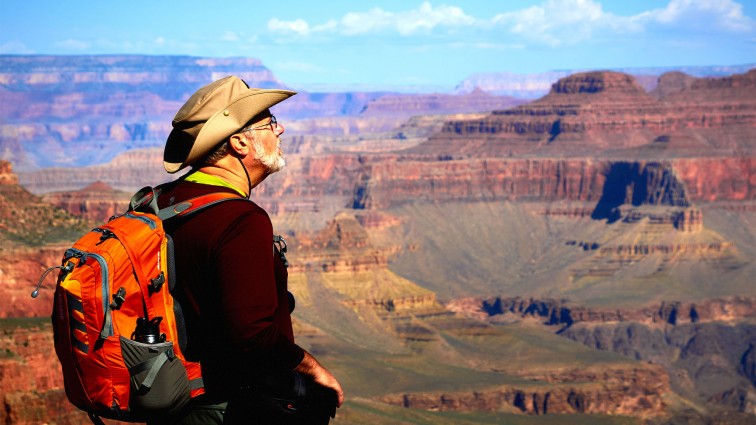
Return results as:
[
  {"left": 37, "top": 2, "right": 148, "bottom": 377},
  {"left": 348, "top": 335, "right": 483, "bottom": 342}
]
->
[
  {"left": 41, "top": 181, "right": 130, "bottom": 222},
  {"left": 382, "top": 365, "right": 669, "bottom": 416}
]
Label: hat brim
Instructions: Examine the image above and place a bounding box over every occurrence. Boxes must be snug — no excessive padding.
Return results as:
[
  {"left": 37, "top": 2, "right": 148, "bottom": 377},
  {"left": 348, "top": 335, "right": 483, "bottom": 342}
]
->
[{"left": 164, "top": 89, "right": 295, "bottom": 173}]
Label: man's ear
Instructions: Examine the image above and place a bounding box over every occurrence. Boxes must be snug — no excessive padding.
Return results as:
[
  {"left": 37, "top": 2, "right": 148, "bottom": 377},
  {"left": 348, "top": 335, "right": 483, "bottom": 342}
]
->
[{"left": 229, "top": 133, "right": 251, "bottom": 157}]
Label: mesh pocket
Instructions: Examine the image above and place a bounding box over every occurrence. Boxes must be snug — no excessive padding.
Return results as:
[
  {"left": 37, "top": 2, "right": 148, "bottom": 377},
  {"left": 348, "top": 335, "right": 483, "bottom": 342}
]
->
[{"left": 120, "top": 337, "right": 190, "bottom": 417}]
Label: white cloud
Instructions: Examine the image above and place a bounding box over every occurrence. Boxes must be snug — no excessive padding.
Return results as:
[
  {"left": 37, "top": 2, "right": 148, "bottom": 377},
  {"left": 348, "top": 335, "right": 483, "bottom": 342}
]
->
[
  {"left": 640, "top": 0, "right": 755, "bottom": 32},
  {"left": 53, "top": 39, "right": 91, "bottom": 51},
  {"left": 489, "top": 0, "right": 755, "bottom": 47},
  {"left": 268, "top": 2, "right": 475, "bottom": 37},
  {"left": 339, "top": 7, "right": 393, "bottom": 35},
  {"left": 492, "top": 0, "right": 642, "bottom": 47},
  {"left": 312, "top": 19, "right": 339, "bottom": 33},
  {"left": 221, "top": 32, "right": 240, "bottom": 42},
  {"left": 0, "top": 41, "right": 34, "bottom": 54},
  {"left": 268, "top": 18, "right": 311, "bottom": 36}
]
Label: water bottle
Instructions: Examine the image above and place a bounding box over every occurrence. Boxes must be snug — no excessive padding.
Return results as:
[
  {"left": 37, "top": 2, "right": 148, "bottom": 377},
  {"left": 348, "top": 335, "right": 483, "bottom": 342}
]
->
[{"left": 132, "top": 316, "right": 166, "bottom": 344}]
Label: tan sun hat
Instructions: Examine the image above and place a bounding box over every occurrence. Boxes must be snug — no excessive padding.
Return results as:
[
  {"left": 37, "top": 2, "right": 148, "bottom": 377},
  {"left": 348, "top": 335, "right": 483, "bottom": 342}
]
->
[{"left": 163, "top": 76, "right": 296, "bottom": 173}]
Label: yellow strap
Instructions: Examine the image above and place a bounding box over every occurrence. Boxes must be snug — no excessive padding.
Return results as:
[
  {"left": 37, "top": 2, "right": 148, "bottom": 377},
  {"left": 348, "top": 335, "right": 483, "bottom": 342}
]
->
[{"left": 185, "top": 171, "right": 247, "bottom": 197}]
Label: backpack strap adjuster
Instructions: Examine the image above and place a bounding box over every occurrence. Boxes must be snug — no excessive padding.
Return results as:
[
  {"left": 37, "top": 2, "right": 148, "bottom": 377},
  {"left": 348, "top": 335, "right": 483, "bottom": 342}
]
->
[
  {"left": 149, "top": 272, "right": 165, "bottom": 294},
  {"left": 110, "top": 287, "right": 127, "bottom": 310}
]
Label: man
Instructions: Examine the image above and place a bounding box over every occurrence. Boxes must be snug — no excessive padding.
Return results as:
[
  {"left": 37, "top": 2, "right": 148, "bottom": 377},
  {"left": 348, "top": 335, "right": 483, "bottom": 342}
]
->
[{"left": 158, "top": 76, "right": 343, "bottom": 424}]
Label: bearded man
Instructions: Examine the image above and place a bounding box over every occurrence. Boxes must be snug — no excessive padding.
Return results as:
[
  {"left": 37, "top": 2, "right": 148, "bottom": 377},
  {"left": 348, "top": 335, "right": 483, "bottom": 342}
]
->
[{"left": 157, "top": 76, "right": 343, "bottom": 424}]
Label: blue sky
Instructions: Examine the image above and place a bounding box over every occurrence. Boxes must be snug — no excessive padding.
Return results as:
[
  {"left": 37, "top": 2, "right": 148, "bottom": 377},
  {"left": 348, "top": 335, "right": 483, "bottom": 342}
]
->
[{"left": 1, "top": 0, "right": 754, "bottom": 91}]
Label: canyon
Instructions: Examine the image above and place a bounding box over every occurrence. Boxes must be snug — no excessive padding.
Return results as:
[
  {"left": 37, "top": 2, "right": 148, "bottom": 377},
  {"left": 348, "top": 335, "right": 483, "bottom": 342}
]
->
[{"left": 1, "top": 56, "right": 755, "bottom": 424}]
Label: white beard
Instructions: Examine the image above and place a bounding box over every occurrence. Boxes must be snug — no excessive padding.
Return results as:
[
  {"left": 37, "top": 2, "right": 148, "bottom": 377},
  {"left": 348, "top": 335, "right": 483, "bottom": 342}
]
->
[{"left": 254, "top": 138, "right": 286, "bottom": 173}]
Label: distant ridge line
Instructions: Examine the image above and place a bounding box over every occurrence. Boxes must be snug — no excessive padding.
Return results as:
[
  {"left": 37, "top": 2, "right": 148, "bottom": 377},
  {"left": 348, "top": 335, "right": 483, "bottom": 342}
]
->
[{"left": 456, "top": 63, "right": 756, "bottom": 98}]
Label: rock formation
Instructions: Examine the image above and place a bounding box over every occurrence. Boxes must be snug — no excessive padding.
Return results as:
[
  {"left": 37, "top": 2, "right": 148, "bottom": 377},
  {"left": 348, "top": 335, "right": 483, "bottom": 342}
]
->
[
  {"left": 426, "top": 70, "right": 756, "bottom": 157},
  {"left": 0, "top": 160, "right": 19, "bottom": 185},
  {"left": 448, "top": 295, "right": 756, "bottom": 414},
  {"left": 0, "top": 162, "right": 94, "bottom": 318},
  {"left": 455, "top": 64, "right": 755, "bottom": 98},
  {"left": 0, "top": 55, "right": 525, "bottom": 171},
  {"left": 348, "top": 157, "right": 753, "bottom": 210},
  {"left": 381, "top": 365, "right": 668, "bottom": 416},
  {"left": 287, "top": 212, "right": 437, "bottom": 314},
  {"left": 563, "top": 322, "right": 756, "bottom": 414},
  {"left": 360, "top": 88, "right": 526, "bottom": 116},
  {"left": 0, "top": 323, "right": 89, "bottom": 424},
  {"left": 450, "top": 296, "right": 756, "bottom": 328},
  {"left": 0, "top": 161, "right": 91, "bottom": 248},
  {"left": 43, "top": 180, "right": 131, "bottom": 222}
]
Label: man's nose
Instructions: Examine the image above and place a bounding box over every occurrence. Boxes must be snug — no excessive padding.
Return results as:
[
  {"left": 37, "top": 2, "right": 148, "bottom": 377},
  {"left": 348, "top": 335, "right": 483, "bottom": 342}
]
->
[{"left": 274, "top": 121, "right": 285, "bottom": 136}]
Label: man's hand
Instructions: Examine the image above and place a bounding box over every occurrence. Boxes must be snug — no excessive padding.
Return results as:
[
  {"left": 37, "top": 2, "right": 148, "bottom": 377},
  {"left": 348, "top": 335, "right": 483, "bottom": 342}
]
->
[{"left": 294, "top": 350, "right": 344, "bottom": 407}]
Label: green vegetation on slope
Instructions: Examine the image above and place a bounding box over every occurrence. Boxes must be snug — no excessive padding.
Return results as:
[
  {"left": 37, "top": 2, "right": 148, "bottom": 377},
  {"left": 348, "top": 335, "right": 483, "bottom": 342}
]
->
[
  {"left": 387, "top": 201, "right": 756, "bottom": 307},
  {"left": 0, "top": 184, "right": 92, "bottom": 249}
]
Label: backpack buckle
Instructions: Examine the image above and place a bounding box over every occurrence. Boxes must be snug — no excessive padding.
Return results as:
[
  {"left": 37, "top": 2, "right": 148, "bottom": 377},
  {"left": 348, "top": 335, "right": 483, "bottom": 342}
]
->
[
  {"left": 110, "top": 287, "right": 126, "bottom": 310},
  {"left": 149, "top": 272, "right": 165, "bottom": 294}
]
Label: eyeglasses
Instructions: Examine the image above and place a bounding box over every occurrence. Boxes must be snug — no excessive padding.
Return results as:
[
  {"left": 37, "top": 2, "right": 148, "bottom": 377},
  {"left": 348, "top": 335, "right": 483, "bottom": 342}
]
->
[{"left": 243, "top": 115, "right": 277, "bottom": 132}]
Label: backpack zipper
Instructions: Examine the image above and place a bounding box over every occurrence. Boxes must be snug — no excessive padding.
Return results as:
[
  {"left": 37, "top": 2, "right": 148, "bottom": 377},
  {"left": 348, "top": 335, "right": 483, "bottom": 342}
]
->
[
  {"left": 64, "top": 248, "right": 114, "bottom": 339},
  {"left": 124, "top": 212, "right": 157, "bottom": 230}
]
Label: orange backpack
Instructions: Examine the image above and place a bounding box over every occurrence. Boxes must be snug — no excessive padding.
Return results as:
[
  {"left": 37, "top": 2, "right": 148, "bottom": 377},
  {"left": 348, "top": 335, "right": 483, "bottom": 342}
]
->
[{"left": 33, "top": 186, "right": 242, "bottom": 423}]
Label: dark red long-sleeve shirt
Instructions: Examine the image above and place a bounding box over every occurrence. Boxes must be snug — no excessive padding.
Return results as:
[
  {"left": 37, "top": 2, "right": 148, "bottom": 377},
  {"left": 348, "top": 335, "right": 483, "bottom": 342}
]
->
[{"left": 157, "top": 179, "right": 304, "bottom": 399}]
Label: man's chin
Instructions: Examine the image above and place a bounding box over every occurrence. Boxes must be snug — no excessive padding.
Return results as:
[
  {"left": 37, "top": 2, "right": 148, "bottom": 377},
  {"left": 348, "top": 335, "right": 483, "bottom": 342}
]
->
[{"left": 264, "top": 157, "right": 286, "bottom": 174}]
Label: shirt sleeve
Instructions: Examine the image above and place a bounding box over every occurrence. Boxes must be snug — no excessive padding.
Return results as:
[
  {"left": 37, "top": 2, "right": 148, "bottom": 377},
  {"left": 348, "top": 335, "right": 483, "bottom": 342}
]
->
[{"left": 211, "top": 207, "right": 304, "bottom": 369}]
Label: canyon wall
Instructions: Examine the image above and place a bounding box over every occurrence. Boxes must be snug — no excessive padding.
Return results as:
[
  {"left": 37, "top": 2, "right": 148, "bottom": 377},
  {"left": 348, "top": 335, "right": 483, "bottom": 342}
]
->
[
  {"left": 42, "top": 181, "right": 131, "bottom": 222},
  {"left": 448, "top": 296, "right": 756, "bottom": 415},
  {"left": 0, "top": 55, "right": 528, "bottom": 172},
  {"left": 426, "top": 70, "right": 756, "bottom": 157},
  {"left": 450, "top": 296, "right": 756, "bottom": 327},
  {"left": 353, "top": 157, "right": 754, "bottom": 210},
  {"left": 455, "top": 64, "right": 755, "bottom": 97},
  {"left": 0, "top": 323, "right": 91, "bottom": 425},
  {"left": 381, "top": 365, "right": 668, "bottom": 417}
]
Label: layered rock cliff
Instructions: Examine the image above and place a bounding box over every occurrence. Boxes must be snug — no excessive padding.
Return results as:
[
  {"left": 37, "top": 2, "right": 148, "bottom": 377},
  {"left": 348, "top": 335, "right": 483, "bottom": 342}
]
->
[
  {"left": 0, "top": 160, "right": 91, "bottom": 247},
  {"left": 455, "top": 64, "right": 755, "bottom": 98},
  {"left": 286, "top": 212, "right": 437, "bottom": 317},
  {"left": 381, "top": 365, "right": 668, "bottom": 417},
  {"left": 0, "top": 322, "right": 89, "bottom": 424},
  {"left": 0, "top": 162, "right": 95, "bottom": 318},
  {"left": 42, "top": 180, "right": 132, "bottom": 222},
  {"left": 449, "top": 296, "right": 756, "bottom": 414},
  {"left": 0, "top": 55, "right": 287, "bottom": 169},
  {"left": 353, "top": 157, "right": 754, "bottom": 210},
  {"left": 423, "top": 70, "right": 756, "bottom": 157},
  {"left": 360, "top": 88, "right": 526, "bottom": 116},
  {"left": 0, "top": 161, "right": 18, "bottom": 185},
  {"left": 449, "top": 296, "right": 756, "bottom": 328},
  {"left": 0, "top": 55, "right": 525, "bottom": 171},
  {"left": 564, "top": 322, "right": 756, "bottom": 414}
]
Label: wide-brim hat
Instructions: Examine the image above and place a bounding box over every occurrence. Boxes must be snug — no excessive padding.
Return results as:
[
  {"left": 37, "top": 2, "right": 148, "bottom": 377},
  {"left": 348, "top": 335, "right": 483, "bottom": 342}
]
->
[{"left": 164, "top": 76, "right": 296, "bottom": 173}]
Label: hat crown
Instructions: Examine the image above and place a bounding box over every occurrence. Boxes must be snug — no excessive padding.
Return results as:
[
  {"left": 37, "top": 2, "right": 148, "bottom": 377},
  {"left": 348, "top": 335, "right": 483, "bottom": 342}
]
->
[{"left": 173, "top": 76, "right": 246, "bottom": 125}]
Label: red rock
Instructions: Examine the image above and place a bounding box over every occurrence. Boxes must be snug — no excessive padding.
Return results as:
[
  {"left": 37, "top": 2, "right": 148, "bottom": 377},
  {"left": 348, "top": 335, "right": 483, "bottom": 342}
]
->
[
  {"left": 43, "top": 180, "right": 131, "bottom": 222},
  {"left": 0, "top": 161, "right": 18, "bottom": 185},
  {"left": 381, "top": 364, "right": 669, "bottom": 417}
]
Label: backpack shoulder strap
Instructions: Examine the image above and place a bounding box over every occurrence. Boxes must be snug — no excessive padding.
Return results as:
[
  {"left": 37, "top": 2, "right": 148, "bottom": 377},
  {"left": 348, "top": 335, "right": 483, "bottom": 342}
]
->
[
  {"left": 157, "top": 192, "right": 247, "bottom": 221},
  {"left": 129, "top": 186, "right": 161, "bottom": 215},
  {"left": 130, "top": 185, "right": 248, "bottom": 221}
]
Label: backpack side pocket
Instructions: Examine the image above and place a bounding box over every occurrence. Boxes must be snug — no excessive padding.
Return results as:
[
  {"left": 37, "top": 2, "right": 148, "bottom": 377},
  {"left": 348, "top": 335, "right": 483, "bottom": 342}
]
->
[{"left": 119, "top": 336, "right": 191, "bottom": 417}]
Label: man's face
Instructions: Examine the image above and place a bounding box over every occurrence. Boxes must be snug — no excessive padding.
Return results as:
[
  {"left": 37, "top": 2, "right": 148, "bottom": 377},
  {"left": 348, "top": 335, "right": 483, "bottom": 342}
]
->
[{"left": 245, "top": 113, "right": 286, "bottom": 173}]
